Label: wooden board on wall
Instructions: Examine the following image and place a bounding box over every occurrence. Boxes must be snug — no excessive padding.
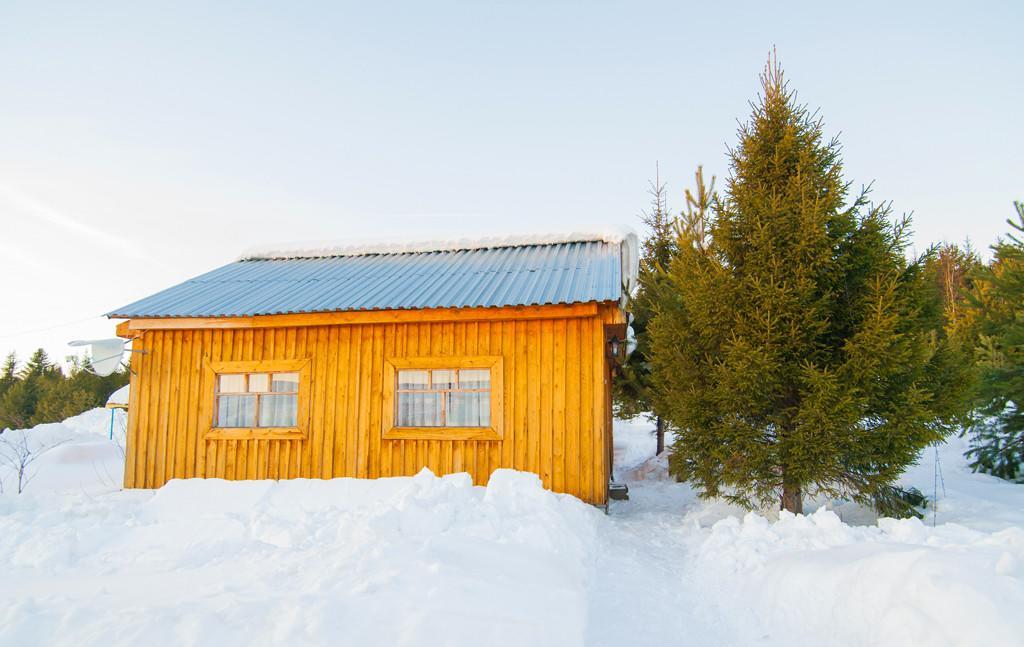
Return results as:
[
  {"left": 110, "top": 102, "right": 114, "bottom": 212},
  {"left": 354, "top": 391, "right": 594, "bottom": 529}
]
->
[{"left": 121, "top": 303, "right": 620, "bottom": 505}]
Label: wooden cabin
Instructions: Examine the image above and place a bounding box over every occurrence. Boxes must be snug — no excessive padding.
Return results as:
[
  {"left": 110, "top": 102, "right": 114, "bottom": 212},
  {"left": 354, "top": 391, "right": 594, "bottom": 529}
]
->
[{"left": 108, "top": 231, "right": 637, "bottom": 505}]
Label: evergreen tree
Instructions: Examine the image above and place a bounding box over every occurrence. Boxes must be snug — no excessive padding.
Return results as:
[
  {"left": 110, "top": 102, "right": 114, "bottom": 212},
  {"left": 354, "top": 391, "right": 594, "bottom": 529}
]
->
[
  {"left": 0, "top": 353, "right": 17, "bottom": 400},
  {"left": 30, "top": 378, "right": 94, "bottom": 426},
  {"left": 0, "top": 378, "right": 40, "bottom": 430},
  {"left": 0, "top": 348, "right": 129, "bottom": 430},
  {"left": 926, "top": 243, "right": 982, "bottom": 312},
  {"left": 920, "top": 242, "right": 984, "bottom": 429},
  {"left": 967, "top": 202, "right": 1024, "bottom": 480},
  {"left": 648, "top": 56, "right": 969, "bottom": 514},
  {"left": 614, "top": 165, "right": 701, "bottom": 454},
  {"left": 21, "top": 348, "right": 58, "bottom": 380},
  {"left": 612, "top": 177, "right": 668, "bottom": 421}
]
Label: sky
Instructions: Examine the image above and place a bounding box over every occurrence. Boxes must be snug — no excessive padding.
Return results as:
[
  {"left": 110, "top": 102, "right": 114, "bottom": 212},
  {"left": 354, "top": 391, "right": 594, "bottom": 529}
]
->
[{"left": 0, "top": 1, "right": 1021, "bottom": 366}]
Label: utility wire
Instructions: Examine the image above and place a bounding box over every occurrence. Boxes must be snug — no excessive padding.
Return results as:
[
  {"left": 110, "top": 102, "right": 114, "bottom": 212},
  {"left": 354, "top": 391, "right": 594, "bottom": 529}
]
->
[{"left": 0, "top": 315, "right": 105, "bottom": 340}]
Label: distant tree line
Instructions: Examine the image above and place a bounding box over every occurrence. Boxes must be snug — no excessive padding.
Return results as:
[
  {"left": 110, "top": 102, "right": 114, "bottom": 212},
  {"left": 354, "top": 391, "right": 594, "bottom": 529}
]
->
[
  {"left": 0, "top": 349, "right": 129, "bottom": 430},
  {"left": 964, "top": 202, "right": 1024, "bottom": 480},
  {"left": 614, "top": 54, "right": 1024, "bottom": 517}
]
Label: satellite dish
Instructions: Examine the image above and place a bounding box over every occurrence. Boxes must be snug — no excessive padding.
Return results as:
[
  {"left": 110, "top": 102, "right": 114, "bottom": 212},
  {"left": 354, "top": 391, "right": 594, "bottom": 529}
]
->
[{"left": 68, "top": 338, "right": 126, "bottom": 376}]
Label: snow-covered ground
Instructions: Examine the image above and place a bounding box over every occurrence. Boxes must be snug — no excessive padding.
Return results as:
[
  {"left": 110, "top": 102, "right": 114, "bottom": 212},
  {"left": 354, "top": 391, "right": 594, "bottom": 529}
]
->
[
  {"left": 1, "top": 410, "right": 1022, "bottom": 646},
  {"left": 601, "top": 418, "right": 1024, "bottom": 646}
]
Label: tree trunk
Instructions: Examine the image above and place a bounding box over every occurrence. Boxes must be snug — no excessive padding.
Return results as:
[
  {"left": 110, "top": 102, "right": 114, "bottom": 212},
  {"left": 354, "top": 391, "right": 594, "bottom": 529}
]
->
[
  {"left": 781, "top": 481, "right": 803, "bottom": 514},
  {"left": 655, "top": 416, "right": 665, "bottom": 455}
]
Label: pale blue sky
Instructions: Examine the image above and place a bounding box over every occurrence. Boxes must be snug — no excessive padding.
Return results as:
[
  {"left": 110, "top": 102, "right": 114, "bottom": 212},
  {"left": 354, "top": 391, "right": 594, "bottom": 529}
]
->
[{"left": 0, "top": 1, "right": 1021, "bottom": 363}]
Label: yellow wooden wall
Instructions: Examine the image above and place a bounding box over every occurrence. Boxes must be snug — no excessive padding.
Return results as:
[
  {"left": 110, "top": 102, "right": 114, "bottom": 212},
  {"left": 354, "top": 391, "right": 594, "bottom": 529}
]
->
[{"left": 123, "top": 304, "right": 620, "bottom": 504}]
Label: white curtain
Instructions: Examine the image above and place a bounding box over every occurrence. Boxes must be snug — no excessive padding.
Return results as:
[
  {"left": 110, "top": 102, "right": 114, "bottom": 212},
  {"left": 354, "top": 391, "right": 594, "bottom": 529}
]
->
[
  {"left": 217, "top": 394, "right": 255, "bottom": 427},
  {"left": 395, "top": 368, "right": 490, "bottom": 427},
  {"left": 447, "top": 392, "right": 490, "bottom": 426},
  {"left": 397, "top": 392, "right": 441, "bottom": 426},
  {"left": 260, "top": 394, "right": 297, "bottom": 427}
]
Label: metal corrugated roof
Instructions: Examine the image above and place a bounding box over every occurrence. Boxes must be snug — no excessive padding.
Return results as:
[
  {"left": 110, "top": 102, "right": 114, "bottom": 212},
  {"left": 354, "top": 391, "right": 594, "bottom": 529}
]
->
[{"left": 107, "top": 240, "right": 625, "bottom": 318}]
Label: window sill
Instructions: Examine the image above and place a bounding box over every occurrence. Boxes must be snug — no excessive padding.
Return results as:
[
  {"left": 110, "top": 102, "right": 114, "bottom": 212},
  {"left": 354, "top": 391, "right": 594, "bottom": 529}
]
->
[
  {"left": 205, "top": 427, "right": 307, "bottom": 441},
  {"left": 382, "top": 426, "right": 502, "bottom": 441}
]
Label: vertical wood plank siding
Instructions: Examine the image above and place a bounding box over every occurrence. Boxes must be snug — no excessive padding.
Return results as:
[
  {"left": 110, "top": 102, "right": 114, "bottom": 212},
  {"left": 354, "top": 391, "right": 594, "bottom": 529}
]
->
[{"left": 124, "top": 305, "right": 619, "bottom": 504}]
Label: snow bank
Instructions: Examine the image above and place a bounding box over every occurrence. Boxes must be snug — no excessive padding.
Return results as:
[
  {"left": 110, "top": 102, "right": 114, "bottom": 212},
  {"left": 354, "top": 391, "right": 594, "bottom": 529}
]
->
[
  {"left": 612, "top": 415, "right": 659, "bottom": 476},
  {"left": 690, "top": 509, "right": 1024, "bottom": 646},
  {"left": 0, "top": 468, "right": 600, "bottom": 647},
  {"left": 3, "top": 411, "right": 1022, "bottom": 646},
  {"left": 613, "top": 415, "right": 687, "bottom": 484},
  {"left": 0, "top": 408, "right": 125, "bottom": 495},
  {"left": 106, "top": 384, "right": 129, "bottom": 407},
  {"left": 898, "top": 434, "right": 1024, "bottom": 532},
  {"left": 608, "top": 418, "right": 1024, "bottom": 646}
]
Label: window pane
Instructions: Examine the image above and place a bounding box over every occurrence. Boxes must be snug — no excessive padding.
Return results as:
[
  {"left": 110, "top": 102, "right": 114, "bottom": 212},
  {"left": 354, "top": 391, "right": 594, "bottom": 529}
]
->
[
  {"left": 216, "top": 394, "right": 256, "bottom": 427},
  {"left": 458, "top": 369, "right": 490, "bottom": 390},
  {"left": 398, "top": 370, "right": 429, "bottom": 390},
  {"left": 447, "top": 392, "right": 490, "bottom": 427},
  {"left": 431, "top": 369, "right": 455, "bottom": 390},
  {"left": 259, "top": 394, "right": 297, "bottom": 427},
  {"left": 271, "top": 372, "right": 299, "bottom": 393},
  {"left": 396, "top": 392, "right": 442, "bottom": 426},
  {"left": 248, "top": 373, "right": 270, "bottom": 393},
  {"left": 218, "top": 374, "right": 246, "bottom": 393}
]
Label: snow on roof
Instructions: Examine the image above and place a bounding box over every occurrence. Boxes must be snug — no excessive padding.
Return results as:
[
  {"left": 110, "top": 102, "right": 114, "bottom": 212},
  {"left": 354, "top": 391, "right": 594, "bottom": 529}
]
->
[
  {"left": 106, "top": 384, "right": 129, "bottom": 408},
  {"left": 239, "top": 226, "right": 638, "bottom": 261}
]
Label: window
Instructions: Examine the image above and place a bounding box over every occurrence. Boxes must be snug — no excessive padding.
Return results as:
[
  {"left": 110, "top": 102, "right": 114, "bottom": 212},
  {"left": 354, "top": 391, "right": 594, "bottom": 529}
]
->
[
  {"left": 395, "top": 368, "right": 491, "bottom": 427},
  {"left": 382, "top": 356, "right": 503, "bottom": 440},
  {"left": 215, "top": 372, "right": 299, "bottom": 428},
  {"left": 202, "top": 358, "right": 310, "bottom": 440}
]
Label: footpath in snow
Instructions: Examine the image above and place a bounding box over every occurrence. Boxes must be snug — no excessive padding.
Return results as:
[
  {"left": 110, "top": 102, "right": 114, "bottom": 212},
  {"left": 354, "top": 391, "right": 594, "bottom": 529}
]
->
[{"left": 1, "top": 410, "right": 1023, "bottom": 646}]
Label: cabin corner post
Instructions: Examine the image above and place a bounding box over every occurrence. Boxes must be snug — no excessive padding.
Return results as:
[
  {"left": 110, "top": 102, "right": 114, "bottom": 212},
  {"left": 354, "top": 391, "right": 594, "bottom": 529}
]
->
[
  {"left": 122, "top": 325, "right": 140, "bottom": 489},
  {"left": 114, "top": 318, "right": 140, "bottom": 488},
  {"left": 590, "top": 310, "right": 608, "bottom": 505},
  {"left": 597, "top": 303, "right": 628, "bottom": 505},
  {"left": 127, "top": 326, "right": 159, "bottom": 489}
]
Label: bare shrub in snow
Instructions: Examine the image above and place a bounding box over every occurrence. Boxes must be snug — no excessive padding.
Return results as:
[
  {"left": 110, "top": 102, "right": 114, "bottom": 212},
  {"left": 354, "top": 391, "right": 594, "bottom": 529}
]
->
[{"left": 0, "top": 430, "right": 68, "bottom": 494}]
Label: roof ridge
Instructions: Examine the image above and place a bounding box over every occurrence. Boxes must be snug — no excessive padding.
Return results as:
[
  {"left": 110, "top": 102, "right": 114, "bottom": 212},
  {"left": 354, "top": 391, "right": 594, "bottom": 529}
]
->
[{"left": 238, "top": 227, "right": 636, "bottom": 261}]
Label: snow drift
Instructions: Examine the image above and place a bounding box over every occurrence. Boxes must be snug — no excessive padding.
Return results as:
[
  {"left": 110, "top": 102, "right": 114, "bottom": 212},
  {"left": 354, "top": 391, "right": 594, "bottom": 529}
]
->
[
  {"left": 0, "top": 407, "right": 125, "bottom": 495},
  {"left": 606, "top": 418, "right": 1024, "bottom": 647},
  {"left": 690, "top": 509, "right": 1024, "bottom": 647},
  {"left": 0, "top": 469, "right": 599, "bottom": 647},
  {"left": 2, "top": 410, "right": 1023, "bottom": 646}
]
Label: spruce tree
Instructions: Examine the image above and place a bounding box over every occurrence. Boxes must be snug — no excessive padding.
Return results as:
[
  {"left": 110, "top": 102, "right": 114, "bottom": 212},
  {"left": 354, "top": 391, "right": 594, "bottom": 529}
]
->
[
  {"left": 0, "top": 379, "right": 39, "bottom": 430},
  {"left": 30, "top": 379, "right": 93, "bottom": 426},
  {"left": 920, "top": 242, "right": 983, "bottom": 428},
  {"left": 967, "top": 202, "right": 1024, "bottom": 480},
  {"left": 926, "top": 243, "right": 982, "bottom": 312},
  {"left": 22, "top": 348, "right": 56, "bottom": 379},
  {"left": 1, "top": 348, "right": 62, "bottom": 428},
  {"left": 0, "top": 352, "right": 17, "bottom": 400},
  {"left": 615, "top": 167, "right": 716, "bottom": 455},
  {"left": 648, "top": 57, "right": 968, "bottom": 514},
  {"left": 613, "top": 166, "right": 687, "bottom": 454}
]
